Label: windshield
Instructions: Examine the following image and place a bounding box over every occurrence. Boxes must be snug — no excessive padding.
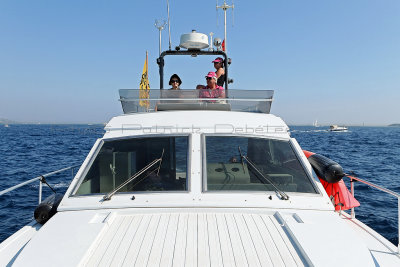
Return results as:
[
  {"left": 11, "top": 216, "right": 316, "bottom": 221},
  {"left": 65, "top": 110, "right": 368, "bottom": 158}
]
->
[
  {"left": 74, "top": 136, "right": 188, "bottom": 195},
  {"left": 119, "top": 89, "right": 274, "bottom": 114},
  {"left": 204, "top": 136, "right": 317, "bottom": 193}
]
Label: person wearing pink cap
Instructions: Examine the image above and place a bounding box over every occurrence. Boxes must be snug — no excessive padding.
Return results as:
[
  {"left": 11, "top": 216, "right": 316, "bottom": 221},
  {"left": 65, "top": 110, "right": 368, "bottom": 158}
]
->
[
  {"left": 197, "top": 71, "right": 225, "bottom": 99},
  {"left": 212, "top": 57, "right": 225, "bottom": 87}
]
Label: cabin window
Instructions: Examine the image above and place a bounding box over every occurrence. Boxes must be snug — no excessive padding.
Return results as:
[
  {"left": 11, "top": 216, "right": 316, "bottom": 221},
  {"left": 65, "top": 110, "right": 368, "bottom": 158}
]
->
[
  {"left": 74, "top": 136, "right": 188, "bottom": 195},
  {"left": 204, "top": 136, "right": 317, "bottom": 193}
]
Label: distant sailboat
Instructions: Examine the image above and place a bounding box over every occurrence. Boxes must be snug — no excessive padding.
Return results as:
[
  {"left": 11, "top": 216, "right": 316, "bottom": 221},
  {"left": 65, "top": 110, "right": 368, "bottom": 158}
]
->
[{"left": 313, "top": 119, "right": 319, "bottom": 127}]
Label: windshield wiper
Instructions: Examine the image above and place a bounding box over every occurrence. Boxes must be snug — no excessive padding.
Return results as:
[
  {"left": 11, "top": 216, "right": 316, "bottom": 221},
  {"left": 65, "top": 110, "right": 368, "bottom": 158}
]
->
[
  {"left": 238, "top": 146, "right": 246, "bottom": 174},
  {"left": 238, "top": 146, "right": 289, "bottom": 200},
  {"left": 102, "top": 149, "right": 164, "bottom": 201}
]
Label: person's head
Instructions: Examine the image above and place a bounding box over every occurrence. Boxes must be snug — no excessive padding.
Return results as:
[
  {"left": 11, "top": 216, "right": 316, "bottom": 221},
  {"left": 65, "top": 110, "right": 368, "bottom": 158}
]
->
[
  {"left": 212, "top": 57, "right": 224, "bottom": 70},
  {"left": 169, "top": 74, "right": 182, "bottom": 89},
  {"left": 205, "top": 71, "right": 217, "bottom": 88}
]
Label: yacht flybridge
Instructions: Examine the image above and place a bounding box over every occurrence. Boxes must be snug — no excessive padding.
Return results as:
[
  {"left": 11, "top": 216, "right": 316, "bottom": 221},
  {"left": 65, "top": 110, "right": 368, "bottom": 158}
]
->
[{"left": 1, "top": 29, "right": 400, "bottom": 267}]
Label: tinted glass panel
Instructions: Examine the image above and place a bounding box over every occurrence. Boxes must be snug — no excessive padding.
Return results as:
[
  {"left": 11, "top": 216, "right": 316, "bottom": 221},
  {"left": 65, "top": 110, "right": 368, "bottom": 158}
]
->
[
  {"left": 205, "top": 136, "right": 316, "bottom": 193},
  {"left": 75, "top": 136, "right": 188, "bottom": 195}
]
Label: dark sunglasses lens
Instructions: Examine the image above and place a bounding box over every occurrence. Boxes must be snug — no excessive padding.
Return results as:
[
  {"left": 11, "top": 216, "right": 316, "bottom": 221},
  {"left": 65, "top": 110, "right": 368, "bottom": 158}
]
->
[
  {"left": 206, "top": 77, "right": 212, "bottom": 80},
  {"left": 171, "top": 80, "right": 179, "bottom": 83}
]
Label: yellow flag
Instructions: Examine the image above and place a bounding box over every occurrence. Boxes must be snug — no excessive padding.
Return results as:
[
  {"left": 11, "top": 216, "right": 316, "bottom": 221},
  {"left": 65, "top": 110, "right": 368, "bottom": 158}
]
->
[{"left": 139, "top": 51, "right": 150, "bottom": 108}]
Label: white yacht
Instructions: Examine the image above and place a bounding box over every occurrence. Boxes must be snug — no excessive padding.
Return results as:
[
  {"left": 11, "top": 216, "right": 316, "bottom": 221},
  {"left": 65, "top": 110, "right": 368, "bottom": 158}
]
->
[
  {"left": 329, "top": 125, "right": 348, "bottom": 132},
  {"left": 1, "top": 30, "right": 400, "bottom": 267}
]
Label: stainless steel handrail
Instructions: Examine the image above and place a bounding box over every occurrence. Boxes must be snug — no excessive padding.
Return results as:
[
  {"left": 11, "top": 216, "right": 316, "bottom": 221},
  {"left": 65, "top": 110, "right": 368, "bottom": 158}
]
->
[
  {"left": 346, "top": 175, "right": 400, "bottom": 254},
  {"left": 0, "top": 165, "right": 80, "bottom": 204}
]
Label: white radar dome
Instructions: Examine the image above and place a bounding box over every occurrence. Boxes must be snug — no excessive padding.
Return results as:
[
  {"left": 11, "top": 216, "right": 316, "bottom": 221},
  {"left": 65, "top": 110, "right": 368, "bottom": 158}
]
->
[{"left": 179, "top": 30, "right": 209, "bottom": 50}]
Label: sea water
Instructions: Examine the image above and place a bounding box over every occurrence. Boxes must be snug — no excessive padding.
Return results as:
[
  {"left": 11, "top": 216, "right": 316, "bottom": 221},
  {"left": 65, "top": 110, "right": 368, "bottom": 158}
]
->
[{"left": 0, "top": 124, "right": 399, "bottom": 245}]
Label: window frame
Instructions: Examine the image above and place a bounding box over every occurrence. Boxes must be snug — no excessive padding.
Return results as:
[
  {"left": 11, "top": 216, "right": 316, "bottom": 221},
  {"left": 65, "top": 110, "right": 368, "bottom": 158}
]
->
[
  {"left": 201, "top": 133, "right": 321, "bottom": 195},
  {"left": 70, "top": 134, "right": 192, "bottom": 197}
]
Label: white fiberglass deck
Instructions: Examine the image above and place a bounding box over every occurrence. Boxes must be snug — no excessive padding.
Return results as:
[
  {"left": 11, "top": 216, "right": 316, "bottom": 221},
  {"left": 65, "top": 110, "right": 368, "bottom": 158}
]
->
[
  {"left": 8, "top": 208, "right": 392, "bottom": 267},
  {"left": 3, "top": 208, "right": 400, "bottom": 267},
  {"left": 84, "top": 212, "right": 304, "bottom": 267}
]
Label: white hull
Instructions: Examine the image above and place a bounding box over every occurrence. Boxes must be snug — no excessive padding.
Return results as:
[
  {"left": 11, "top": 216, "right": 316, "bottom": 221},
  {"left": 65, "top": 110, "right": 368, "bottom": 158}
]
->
[{"left": 330, "top": 125, "right": 348, "bottom": 132}]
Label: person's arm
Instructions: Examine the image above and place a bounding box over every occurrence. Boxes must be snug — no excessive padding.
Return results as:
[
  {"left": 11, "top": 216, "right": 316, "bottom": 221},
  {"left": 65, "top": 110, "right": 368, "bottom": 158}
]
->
[
  {"left": 215, "top": 68, "right": 224, "bottom": 78},
  {"left": 218, "top": 88, "right": 226, "bottom": 98}
]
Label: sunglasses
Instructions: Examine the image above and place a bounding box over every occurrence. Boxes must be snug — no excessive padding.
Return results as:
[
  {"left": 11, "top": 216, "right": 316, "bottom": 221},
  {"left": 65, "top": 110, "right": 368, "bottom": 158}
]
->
[
  {"left": 206, "top": 77, "right": 213, "bottom": 80},
  {"left": 171, "top": 80, "right": 179, "bottom": 83}
]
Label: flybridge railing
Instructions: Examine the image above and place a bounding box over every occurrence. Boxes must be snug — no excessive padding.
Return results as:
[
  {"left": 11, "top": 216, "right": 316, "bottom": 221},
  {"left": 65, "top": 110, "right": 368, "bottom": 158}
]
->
[
  {"left": 0, "top": 165, "right": 79, "bottom": 204},
  {"left": 346, "top": 175, "right": 400, "bottom": 254},
  {"left": 119, "top": 89, "right": 274, "bottom": 114}
]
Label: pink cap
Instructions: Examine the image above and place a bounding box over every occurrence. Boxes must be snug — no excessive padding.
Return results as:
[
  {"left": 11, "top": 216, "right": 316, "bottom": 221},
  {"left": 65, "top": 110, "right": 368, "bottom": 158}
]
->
[
  {"left": 212, "top": 57, "right": 223, "bottom": 63},
  {"left": 205, "top": 71, "right": 217, "bottom": 80}
]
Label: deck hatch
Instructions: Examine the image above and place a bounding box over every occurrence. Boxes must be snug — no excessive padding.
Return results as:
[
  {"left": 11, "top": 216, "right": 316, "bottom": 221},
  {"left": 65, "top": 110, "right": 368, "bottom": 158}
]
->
[{"left": 83, "top": 212, "right": 307, "bottom": 267}]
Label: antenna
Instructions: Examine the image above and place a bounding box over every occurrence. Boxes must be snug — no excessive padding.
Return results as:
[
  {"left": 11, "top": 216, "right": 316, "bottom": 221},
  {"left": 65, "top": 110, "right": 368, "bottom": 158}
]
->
[
  {"left": 209, "top": 32, "right": 214, "bottom": 51},
  {"left": 154, "top": 19, "right": 167, "bottom": 56},
  {"left": 166, "top": 0, "right": 172, "bottom": 50},
  {"left": 216, "top": 0, "right": 234, "bottom": 54},
  {"left": 216, "top": 0, "right": 219, "bottom": 28},
  {"left": 232, "top": 0, "right": 235, "bottom": 27}
]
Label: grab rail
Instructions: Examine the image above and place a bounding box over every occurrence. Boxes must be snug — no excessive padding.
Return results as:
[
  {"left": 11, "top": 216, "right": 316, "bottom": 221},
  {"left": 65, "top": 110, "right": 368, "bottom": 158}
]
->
[
  {"left": 0, "top": 165, "right": 80, "bottom": 204},
  {"left": 346, "top": 175, "right": 400, "bottom": 254}
]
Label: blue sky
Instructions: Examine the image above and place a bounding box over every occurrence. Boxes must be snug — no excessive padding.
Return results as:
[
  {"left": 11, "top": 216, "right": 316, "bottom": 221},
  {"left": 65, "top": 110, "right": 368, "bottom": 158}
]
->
[{"left": 0, "top": 0, "right": 399, "bottom": 125}]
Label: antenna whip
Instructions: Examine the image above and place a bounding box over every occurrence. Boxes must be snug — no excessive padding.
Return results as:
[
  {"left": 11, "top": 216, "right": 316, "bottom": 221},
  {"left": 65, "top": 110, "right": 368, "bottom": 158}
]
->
[{"left": 167, "top": 0, "right": 172, "bottom": 50}]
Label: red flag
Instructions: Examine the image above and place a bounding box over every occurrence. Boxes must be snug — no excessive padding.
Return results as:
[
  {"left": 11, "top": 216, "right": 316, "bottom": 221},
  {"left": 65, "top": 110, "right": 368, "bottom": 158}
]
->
[{"left": 222, "top": 39, "right": 225, "bottom": 51}]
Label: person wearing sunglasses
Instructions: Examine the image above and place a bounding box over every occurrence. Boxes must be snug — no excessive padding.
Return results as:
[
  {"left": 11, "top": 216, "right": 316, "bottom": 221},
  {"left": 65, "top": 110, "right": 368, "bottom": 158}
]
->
[
  {"left": 157, "top": 74, "right": 182, "bottom": 111},
  {"left": 197, "top": 71, "right": 225, "bottom": 99},
  {"left": 169, "top": 74, "right": 182, "bottom": 90},
  {"left": 212, "top": 57, "right": 225, "bottom": 87}
]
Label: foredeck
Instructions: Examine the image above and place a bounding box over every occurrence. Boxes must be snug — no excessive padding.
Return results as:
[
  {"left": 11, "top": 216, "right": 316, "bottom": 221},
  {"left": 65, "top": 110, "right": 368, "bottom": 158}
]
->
[
  {"left": 6, "top": 208, "right": 400, "bottom": 267},
  {"left": 119, "top": 89, "right": 274, "bottom": 114}
]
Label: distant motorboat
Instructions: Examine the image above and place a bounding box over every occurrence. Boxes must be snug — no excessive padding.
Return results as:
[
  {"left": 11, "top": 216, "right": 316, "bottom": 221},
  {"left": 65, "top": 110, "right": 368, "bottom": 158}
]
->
[
  {"left": 4, "top": 124, "right": 9, "bottom": 128},
  {"left": 330, "top": 124, "right": 348, "bottom": 132}
]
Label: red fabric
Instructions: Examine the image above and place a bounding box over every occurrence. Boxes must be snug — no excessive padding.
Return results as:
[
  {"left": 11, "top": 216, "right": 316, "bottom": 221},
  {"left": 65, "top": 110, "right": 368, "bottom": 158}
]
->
[
  {"left": 320, "top": 179, "right": 360, "bottom": 211},
  {"left": 222, "top": 39, "right": 225, "bottom": 51},
  {"left": 302, "top": 150, "right": 360, "bottom": 211},
  {"left": 303, "top": 150, "right": 315, "bottom": 158}
]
